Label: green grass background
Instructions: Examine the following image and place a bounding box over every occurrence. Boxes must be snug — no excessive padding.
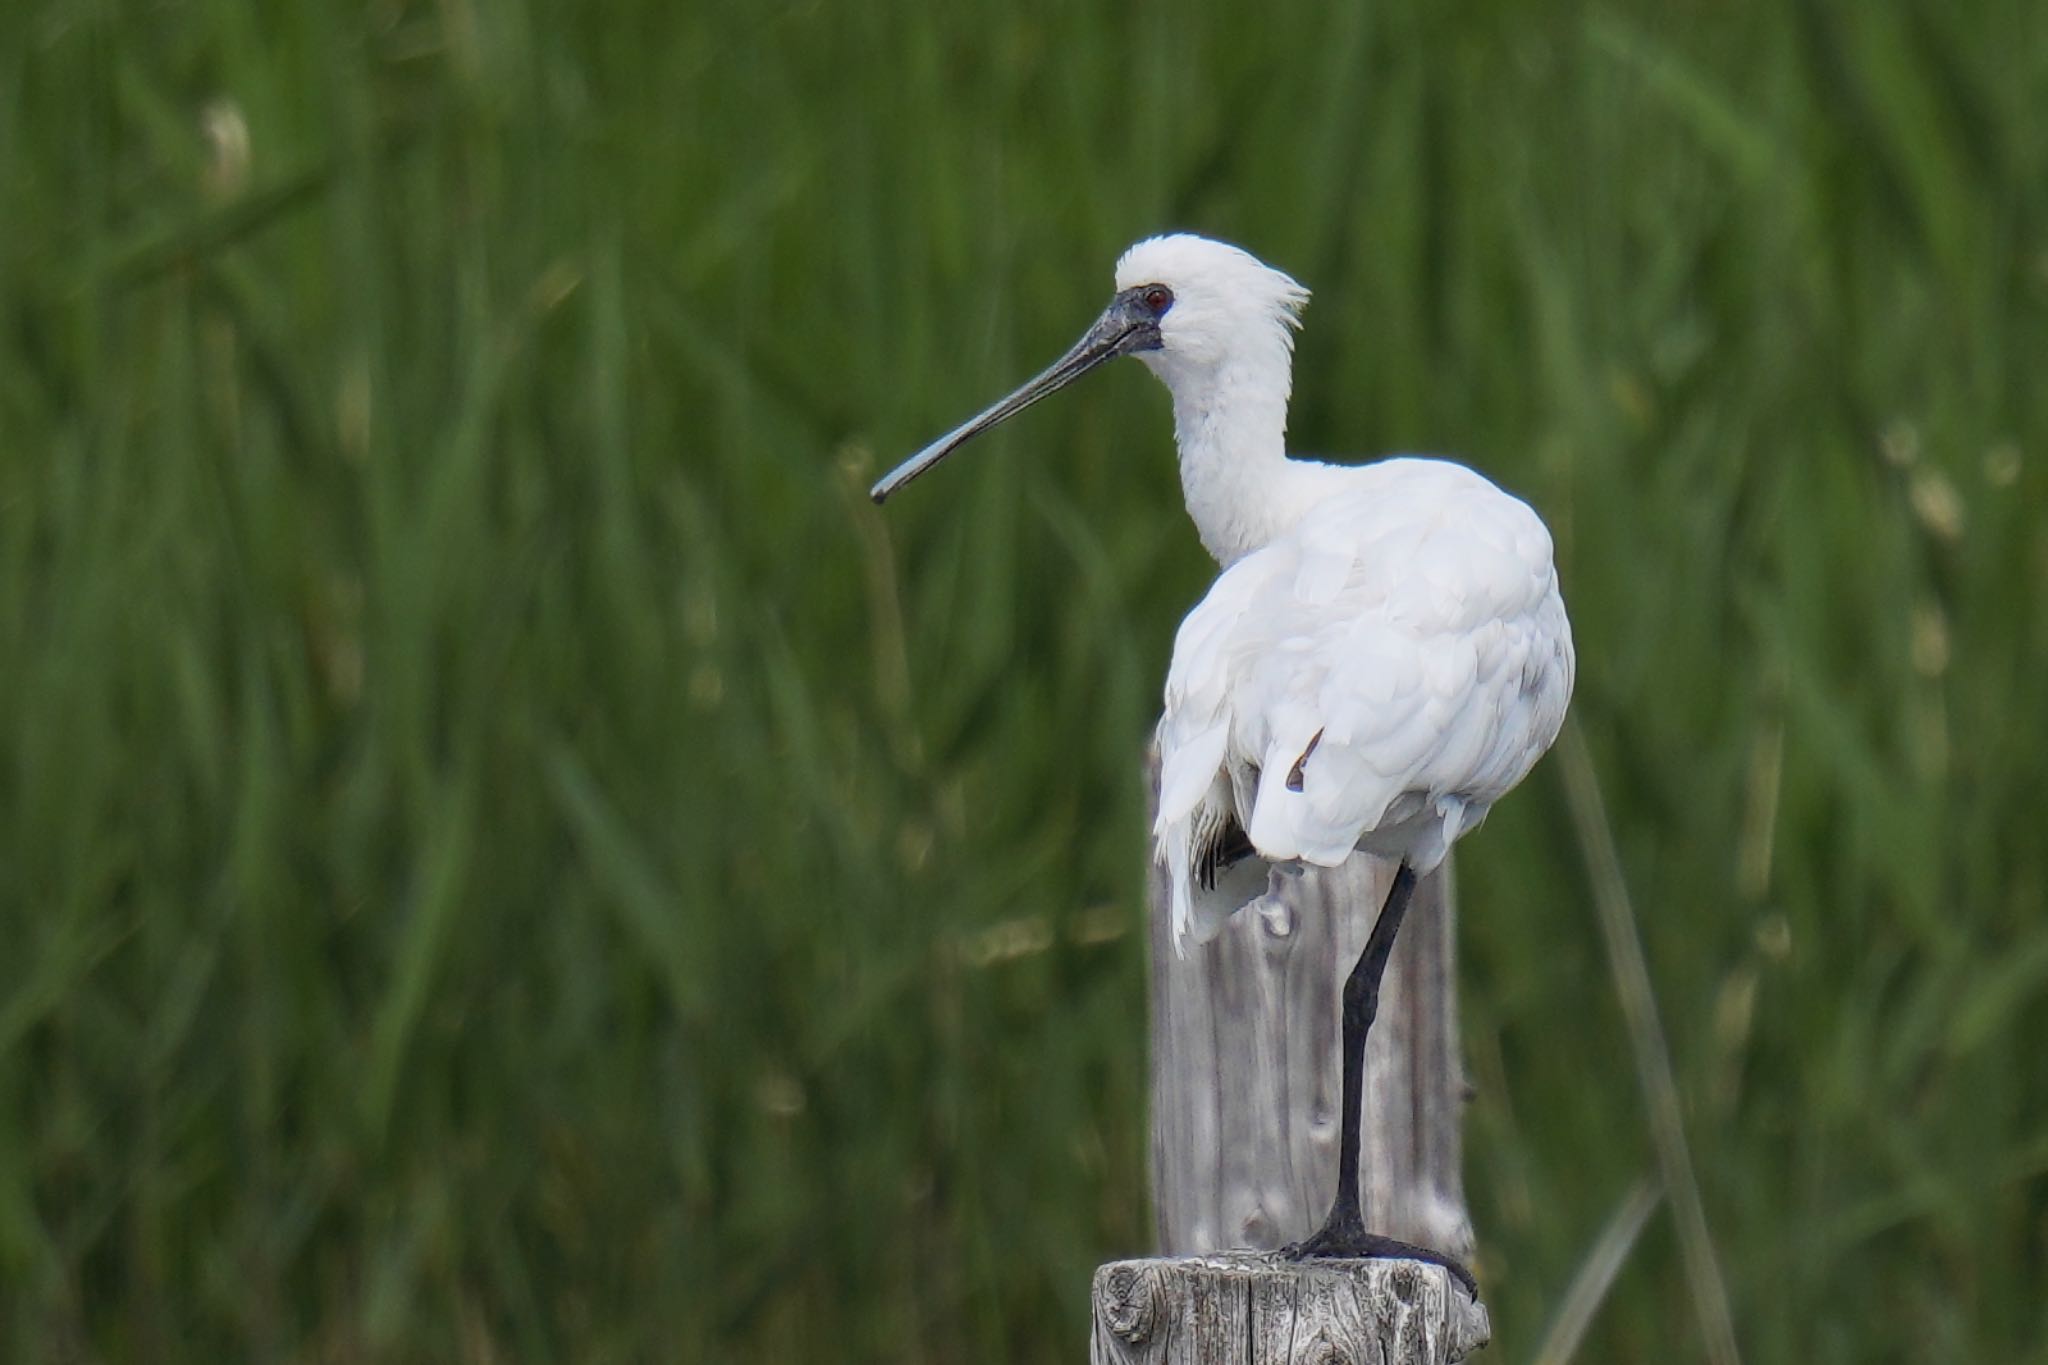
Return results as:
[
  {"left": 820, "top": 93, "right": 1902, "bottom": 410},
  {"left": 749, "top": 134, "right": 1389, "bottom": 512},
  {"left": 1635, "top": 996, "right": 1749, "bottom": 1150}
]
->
[{"left": 4, "top": 0, "right": 2046, "bottom": 1359}]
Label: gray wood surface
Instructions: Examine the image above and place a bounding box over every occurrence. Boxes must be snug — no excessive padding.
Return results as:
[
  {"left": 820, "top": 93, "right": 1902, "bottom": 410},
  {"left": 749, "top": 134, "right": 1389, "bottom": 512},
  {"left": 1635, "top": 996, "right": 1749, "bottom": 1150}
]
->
[
  {"left": 1090, "top": 1252, "right": 1490, "bottom": 1365},
  {"left": 1147, "top": 842, "right": 1474, "bottom": 1263}
]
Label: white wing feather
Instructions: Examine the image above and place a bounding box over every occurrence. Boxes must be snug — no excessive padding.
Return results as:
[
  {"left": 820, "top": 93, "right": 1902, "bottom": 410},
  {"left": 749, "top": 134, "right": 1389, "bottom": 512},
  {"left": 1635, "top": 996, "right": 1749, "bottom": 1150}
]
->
[{"left": 1154, "top": 458, "right": 1574, "bottom": 953}]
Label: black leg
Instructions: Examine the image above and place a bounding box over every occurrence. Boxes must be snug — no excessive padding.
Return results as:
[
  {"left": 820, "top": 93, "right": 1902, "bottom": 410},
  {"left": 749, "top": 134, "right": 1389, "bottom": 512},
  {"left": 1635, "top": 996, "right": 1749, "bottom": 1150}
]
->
[{"left": 1283, "top": 864, "right": 1477, "bottom": 1297}]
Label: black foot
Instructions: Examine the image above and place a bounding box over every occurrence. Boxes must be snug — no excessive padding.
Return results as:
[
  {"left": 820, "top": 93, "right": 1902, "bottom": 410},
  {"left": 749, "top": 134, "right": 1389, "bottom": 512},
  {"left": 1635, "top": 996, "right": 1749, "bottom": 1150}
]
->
[{"left": 1282, "top": 1222, "right": 1478, "bottom": 1298}]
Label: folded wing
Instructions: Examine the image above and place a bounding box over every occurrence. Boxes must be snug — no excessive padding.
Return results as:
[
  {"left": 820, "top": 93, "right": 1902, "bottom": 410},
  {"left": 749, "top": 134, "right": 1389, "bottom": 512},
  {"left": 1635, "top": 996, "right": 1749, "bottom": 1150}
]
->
[{"left": 1154, "top": 459, "right": 1574, "bottom": 954}]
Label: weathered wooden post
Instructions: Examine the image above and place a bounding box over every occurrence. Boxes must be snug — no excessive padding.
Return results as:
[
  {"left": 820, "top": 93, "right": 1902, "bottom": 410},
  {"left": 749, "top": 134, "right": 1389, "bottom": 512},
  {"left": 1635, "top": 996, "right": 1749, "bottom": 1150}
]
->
[{"left": 1089, "top": 763, "right": 1489, "bottom": 1363}]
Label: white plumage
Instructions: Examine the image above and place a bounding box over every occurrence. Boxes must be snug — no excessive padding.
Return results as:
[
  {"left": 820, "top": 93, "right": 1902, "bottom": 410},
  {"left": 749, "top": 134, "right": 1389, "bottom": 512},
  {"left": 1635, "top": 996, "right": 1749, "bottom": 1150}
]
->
[
  {"left": 871, "top": 231, "right": 1574, "bottom": 958},
  {"left": 1154, "top": 457, "right": 1573, "bottom": 951},
  {"left": 1098, "top": 236, "right": 1575, "bottom": 955}
]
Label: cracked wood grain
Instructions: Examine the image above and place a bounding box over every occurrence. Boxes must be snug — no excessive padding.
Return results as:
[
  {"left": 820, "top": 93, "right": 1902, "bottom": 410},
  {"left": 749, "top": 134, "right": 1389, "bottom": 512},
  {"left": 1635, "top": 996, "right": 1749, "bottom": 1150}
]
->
[{"left": 1090, "top": 1253, "right": 1490, "bottom": 1365}]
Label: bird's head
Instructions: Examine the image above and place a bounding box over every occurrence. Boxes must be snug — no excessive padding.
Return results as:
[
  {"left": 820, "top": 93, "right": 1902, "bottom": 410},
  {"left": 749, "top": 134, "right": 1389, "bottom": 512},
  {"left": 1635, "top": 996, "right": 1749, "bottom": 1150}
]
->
[
  {"left": 870, "top": 233, "right": 1308, "bottom": 504},
  {"left": 1113, "top": 234, "right": 1310, "bottom": 378}
]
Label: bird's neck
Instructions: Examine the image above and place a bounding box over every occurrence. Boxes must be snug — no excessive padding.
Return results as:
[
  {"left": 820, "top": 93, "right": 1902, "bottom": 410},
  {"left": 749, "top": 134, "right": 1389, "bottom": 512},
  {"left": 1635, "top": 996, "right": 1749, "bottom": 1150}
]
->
[{"left": 1162, "top": 353, "right": 1323, "bottom": 566}]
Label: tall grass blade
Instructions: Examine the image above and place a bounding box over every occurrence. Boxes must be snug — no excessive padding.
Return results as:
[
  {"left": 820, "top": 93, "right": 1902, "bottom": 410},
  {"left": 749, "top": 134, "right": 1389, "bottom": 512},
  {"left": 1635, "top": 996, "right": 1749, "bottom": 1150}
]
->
[
  {"left": 1559, "top": 721, "right": 1744, "bottom": 1365},
  {"left": 1527, "top": 1174, "right": 1661, "bottom": 1365}
]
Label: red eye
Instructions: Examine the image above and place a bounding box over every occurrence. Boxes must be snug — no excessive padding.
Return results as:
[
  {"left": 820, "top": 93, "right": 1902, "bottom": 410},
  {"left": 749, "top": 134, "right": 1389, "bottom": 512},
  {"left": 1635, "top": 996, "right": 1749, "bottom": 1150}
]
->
[{"left": 1143, "top": 286, "right": 1173, "bottom": 314}]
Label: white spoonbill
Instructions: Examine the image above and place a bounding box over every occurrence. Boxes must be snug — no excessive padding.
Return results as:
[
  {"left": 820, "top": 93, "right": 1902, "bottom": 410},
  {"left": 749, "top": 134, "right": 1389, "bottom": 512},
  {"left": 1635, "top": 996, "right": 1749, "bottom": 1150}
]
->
[{"left": 871, "top": 234, "right": 1573, "bottom": 1294}]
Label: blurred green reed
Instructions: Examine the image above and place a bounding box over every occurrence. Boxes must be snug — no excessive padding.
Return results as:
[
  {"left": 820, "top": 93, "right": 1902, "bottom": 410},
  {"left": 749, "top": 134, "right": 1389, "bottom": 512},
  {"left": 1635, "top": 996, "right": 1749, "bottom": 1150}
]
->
[{"left": 1, "top": 0, "right": 2044, "bottom": 1359}]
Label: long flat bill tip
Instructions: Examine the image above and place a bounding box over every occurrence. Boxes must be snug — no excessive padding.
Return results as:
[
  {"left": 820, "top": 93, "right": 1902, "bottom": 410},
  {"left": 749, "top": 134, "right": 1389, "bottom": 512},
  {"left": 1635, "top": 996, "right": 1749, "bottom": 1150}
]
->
[{"left": 867, "top": 440, "right": 949, "bottom": 506}]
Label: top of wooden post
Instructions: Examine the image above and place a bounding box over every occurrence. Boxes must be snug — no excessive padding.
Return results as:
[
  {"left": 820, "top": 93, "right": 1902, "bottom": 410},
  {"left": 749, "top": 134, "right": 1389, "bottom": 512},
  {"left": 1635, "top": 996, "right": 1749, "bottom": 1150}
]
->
[{"left": 1091, "top": 1251, "right": 1490, "bottom": 1365}]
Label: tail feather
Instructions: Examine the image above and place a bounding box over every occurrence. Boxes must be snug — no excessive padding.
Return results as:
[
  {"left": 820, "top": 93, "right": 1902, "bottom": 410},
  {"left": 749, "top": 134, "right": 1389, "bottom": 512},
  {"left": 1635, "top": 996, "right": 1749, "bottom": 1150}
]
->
[
  {"left": 1166, "top": 838, "right": 1269, "bottom": 956},
  {"left": 1158, "top": 773, "right": 1269, "bottom": 955}
]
